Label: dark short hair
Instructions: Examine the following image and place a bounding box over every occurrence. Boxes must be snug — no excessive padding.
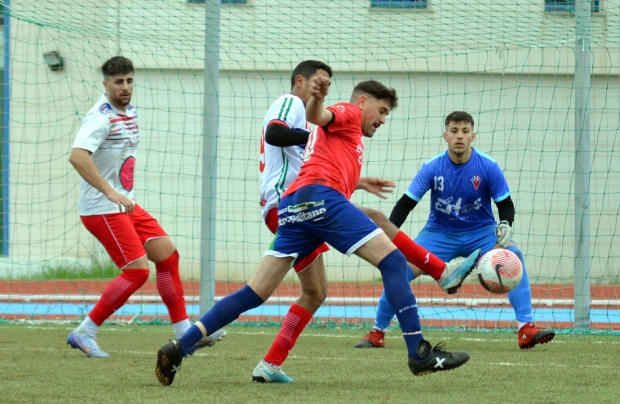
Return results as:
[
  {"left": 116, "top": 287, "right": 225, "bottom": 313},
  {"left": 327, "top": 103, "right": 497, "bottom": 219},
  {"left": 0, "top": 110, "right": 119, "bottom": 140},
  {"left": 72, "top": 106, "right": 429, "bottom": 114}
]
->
[
  {"left": 445, "top": 111, "right": 474, "bottom": 128},
  {"left": 350, "top": 80, "right": 398, "bottom": 109},
  {"left": 290, "top": 60, "right": 333, "bottom": 89},
  {"left": 101, "top": 56, "right": 134, "bottom": 79}
]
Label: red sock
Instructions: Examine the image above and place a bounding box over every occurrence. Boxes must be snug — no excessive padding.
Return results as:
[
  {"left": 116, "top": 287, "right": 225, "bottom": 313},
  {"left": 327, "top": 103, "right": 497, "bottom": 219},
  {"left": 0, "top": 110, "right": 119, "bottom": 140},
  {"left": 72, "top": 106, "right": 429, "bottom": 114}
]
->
[
  {"left": 263, "top": 304, "right": 313, "bottom": 366},
  {"left": 156, "top": 250, "right": 188, "bottom": 323},
  {"left": 89, "top": 269, "right": 150, "bottom": 325},
  {"left": 392, "top": 231, "right": 445, "bottom": 281}
]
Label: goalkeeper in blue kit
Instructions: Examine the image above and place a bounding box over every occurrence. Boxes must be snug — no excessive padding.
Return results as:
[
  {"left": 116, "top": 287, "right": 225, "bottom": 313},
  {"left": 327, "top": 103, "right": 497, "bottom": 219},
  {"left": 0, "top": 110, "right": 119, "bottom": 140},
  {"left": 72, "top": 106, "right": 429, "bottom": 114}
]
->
[{"left": 355, "top": 111, "right": 555, "bottom": 350}]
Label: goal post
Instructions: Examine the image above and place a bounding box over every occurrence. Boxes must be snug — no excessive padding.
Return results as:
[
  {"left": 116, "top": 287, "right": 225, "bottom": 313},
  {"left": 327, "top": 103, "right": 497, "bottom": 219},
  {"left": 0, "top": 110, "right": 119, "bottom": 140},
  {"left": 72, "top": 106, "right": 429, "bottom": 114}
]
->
[
  {"left": 199, "top": 0, "right": 220, "bottom": 315},
  {"left": 573, "top": 0, "right": 592, "bottom": 330}
]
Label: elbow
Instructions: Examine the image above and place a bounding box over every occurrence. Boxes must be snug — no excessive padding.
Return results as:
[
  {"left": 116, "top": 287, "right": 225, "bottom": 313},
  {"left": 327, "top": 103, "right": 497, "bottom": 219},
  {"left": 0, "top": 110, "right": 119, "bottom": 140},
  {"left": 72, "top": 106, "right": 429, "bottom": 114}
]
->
[
  {"left": 68, "top": 152, "right": 81, "bottom": 168},
  {"left": 264, "top": 131, "right": 277, "bottom": 146},
  {"left": 308, "top": 117, "right": 326, "bottom": 128},
  {"left": 69, "top": 149, "right": 88, "bottom": 167},
  {"left": 305, "top": 114, "right": 319, "bottom": 126}
]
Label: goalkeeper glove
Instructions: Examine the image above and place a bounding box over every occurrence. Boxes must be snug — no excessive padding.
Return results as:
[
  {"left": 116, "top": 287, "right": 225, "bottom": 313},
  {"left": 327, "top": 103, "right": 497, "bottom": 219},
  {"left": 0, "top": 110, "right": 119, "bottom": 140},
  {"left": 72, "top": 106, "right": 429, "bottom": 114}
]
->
[{"left": 495, "top": 220, "right": 512, "bottom": 248}]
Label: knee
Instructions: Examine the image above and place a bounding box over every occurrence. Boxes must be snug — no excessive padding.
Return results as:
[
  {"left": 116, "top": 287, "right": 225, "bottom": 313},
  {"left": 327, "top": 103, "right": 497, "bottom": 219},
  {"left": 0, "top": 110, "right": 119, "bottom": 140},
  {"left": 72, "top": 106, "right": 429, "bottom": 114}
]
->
[
  {"left": 316, "top": 287, "right": 328, "bottom": 304},
  {"left": 155, "top": 249, "right": 180, "bottom": 272},
  {"left": 123, "top": 268, "right": 150, "bottom": 285},
  {"left": 300, "top": 284, "right": 327, "bottom": 307},
  {"left": 126, "top": 256, "right": 150, "bottom": 270},
  {"left": 365, "top": 208, "right": 389, "bottom": 227},
  {"left": 305, "top": 286, "right": 327, "bottom": 305},
  {"left": 360, "top": 207, "right": 399, "bottom": 239}
]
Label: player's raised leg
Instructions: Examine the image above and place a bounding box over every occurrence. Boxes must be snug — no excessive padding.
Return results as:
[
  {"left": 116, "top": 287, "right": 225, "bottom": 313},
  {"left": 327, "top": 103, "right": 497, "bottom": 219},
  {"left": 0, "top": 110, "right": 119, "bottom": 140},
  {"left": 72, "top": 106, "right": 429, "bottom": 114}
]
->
[{"left": 360, "top": 207, "right": 479, "bottom": 294}]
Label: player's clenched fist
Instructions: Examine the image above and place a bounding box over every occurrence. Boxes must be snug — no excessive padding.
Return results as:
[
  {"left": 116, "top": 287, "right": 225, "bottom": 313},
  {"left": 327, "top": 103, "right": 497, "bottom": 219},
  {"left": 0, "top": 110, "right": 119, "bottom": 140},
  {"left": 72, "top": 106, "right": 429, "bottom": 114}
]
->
[{"left": 309, "top": 74, "right": 330, "bottom": 99}]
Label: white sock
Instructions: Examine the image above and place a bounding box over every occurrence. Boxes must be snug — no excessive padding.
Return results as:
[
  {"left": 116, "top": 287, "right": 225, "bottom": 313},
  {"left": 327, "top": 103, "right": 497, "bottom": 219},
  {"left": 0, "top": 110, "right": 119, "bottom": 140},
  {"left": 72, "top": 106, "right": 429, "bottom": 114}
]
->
[
  {"left": 173, "top": 319, "right": 192, "bottom": 338},
  {"left": 517, "top": 321, "right": 528, "bottom": 330},
  {"left": 78, "top": 316, "right": 99, "bottom": 337}
]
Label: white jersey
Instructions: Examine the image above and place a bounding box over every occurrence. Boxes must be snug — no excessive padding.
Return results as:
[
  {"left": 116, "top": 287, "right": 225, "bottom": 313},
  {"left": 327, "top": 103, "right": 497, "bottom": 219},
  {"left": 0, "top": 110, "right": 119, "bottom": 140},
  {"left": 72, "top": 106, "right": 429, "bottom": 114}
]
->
[
  {"left": 259, "top": 94, "right": 308, "bottom": 219},
  {"left": 72, "top": 94, "right": 139, "bottom": 215}
]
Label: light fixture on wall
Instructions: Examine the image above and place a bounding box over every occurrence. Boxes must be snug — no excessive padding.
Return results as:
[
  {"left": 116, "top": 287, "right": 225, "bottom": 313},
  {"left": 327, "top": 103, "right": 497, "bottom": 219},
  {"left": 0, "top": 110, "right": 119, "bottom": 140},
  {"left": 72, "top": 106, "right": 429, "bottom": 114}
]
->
[{"left": 42, "top": 51, "right": 64, "bottom": 71}]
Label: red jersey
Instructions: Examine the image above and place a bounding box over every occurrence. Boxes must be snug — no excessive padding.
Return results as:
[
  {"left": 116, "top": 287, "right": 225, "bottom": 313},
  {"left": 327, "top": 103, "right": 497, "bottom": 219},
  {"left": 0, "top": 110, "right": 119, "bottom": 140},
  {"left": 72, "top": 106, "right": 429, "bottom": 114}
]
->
[{"left": 283, "top": 102, "right": 364, "bottom": 199}]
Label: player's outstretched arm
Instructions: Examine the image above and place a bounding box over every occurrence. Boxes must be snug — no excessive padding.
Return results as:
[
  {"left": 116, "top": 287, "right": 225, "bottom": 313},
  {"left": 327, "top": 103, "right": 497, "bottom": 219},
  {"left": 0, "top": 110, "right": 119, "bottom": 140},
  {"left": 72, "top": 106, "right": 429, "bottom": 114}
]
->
[
  {"left": 356, "top": 177, "right": 396, "bottom": 199},
  {"left": 306, "top": 74, "right": 332, "bottom": 127}
]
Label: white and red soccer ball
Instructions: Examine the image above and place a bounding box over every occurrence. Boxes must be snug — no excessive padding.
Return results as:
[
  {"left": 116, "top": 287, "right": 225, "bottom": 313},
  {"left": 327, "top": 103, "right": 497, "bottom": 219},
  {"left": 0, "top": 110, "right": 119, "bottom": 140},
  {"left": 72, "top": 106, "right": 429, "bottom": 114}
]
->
[{"left": 476, "top": 249, "right": 523, "bottom": 294}]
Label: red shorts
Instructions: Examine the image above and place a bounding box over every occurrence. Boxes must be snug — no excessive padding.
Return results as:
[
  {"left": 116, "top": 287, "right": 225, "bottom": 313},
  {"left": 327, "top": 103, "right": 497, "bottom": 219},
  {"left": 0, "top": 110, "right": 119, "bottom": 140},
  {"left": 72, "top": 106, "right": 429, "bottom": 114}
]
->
[
  {"left": 81, "top": 204, "right": 167, "bottom": 269},
  {"left": 265, "top": 208, "right": 329, "bottom": 273}
]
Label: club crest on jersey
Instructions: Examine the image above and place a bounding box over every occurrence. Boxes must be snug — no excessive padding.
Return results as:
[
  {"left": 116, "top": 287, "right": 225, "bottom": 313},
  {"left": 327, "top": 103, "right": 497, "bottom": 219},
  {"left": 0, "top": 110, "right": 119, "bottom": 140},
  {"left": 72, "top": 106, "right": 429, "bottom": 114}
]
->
[
  {"left": 334, "top": 105, "right": 346, "bottom": 113},
  {"left": 471, "top": 175, "right": 481, "bottom": 190}
]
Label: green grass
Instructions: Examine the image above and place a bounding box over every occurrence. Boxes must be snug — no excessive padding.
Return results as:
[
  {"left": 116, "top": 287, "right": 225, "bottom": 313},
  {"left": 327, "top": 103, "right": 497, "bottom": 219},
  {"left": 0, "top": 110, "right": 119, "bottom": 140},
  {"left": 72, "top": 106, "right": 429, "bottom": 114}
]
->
[
  {"left": 0, "top": 324, "right": 618, "bottom": 403},
  {"left": 12, "top": 261, "right": 120, "bottom": 280}
]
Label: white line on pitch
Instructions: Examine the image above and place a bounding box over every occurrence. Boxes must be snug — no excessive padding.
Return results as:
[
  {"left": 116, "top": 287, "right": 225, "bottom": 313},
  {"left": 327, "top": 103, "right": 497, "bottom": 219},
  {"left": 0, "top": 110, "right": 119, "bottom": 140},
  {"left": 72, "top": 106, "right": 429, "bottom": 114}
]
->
[{"left": 12, "top": 325, "right": 620, "bottom": 345}]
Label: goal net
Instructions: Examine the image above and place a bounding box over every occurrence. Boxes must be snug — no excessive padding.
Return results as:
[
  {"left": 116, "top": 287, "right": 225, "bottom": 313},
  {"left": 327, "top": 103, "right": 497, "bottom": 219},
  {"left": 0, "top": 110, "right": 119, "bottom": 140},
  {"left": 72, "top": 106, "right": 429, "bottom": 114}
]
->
[{"left": 0, "top": 0, "right": 618, "bottom": 333}]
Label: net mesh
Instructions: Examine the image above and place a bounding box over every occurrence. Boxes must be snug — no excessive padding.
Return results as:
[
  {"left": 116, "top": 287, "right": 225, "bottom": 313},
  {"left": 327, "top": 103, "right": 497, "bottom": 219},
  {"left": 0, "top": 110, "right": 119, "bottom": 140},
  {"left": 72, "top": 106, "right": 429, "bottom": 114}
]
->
[{"left": 0, "top": 0, "right": 618, "bottom": 332}]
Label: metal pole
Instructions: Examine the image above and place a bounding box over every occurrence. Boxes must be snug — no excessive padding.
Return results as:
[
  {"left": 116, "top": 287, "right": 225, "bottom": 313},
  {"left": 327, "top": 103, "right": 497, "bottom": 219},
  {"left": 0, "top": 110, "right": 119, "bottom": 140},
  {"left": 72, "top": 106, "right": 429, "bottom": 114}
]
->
[
  {"left": 2, "top": 2, "right": 10, "bottom": 256},
  {"left": 200, "top": 0, "right": 220, "bottom": 314},
  {"left": 573, "top": 0, "right": 591, "bottom": 330}
]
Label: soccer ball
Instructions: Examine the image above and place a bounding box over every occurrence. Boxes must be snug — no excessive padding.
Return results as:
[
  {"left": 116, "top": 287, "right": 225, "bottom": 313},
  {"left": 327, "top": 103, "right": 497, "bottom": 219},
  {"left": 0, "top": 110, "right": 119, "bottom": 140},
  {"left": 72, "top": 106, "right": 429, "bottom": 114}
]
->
[{"left": 476, "top": 249, "right": 523, "bottom": 294}]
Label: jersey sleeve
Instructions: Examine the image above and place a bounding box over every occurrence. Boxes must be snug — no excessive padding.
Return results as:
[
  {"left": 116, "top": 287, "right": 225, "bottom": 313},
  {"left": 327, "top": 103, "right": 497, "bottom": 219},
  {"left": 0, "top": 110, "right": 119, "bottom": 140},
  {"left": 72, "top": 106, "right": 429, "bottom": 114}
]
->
[
  {"left": 325, "top": 103, "right": 358, "bottom": 133},
  {"left": 266, "top": 96, "right": 305, "bottom": 130},
  {"left": 72, "top": 112, "right": 110, "bottom": 153},
  {"left": 487, "top": 161, "right": 511, "bottom": 202},
  {"left": 405, "top": 162, "right": 432, "bottom": 201}
]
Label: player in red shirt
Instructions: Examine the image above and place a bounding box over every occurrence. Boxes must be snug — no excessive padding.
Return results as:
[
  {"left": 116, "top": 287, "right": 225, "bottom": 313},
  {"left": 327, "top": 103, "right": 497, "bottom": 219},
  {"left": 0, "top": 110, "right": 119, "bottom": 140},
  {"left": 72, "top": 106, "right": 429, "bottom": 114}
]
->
[
  {"left": 254, "top": 61, "right": 480, "bottom": 383},
  {"left": 155, "top": 75, "right": 471, "bottom": 386},
  {"left": 253, "top": 61, "right": 479, "bottom": 383}
]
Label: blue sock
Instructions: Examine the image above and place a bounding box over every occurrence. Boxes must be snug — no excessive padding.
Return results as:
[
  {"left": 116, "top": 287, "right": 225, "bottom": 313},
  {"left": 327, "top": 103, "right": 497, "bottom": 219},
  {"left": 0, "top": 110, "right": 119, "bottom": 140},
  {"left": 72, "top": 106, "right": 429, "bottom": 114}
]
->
[
  {"left": 178, "top": 284, "right": 264, "bottom": 357},
  {"left": 374, "top": 264, "right": 415, "bottom": 330},
  {"left": 178, "top": 325, "right": 204, "bottom": 357},
  {"left": 506, "top": 246, "right": 533, "bottom": 324},
  {"left": 377, "top": 250, "right": 424, "bottom": 359}
]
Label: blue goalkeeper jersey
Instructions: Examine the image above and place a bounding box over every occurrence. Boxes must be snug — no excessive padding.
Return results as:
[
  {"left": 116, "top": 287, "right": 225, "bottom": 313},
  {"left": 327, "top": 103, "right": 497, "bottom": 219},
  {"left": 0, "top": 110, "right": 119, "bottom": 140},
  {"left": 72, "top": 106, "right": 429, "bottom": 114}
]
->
[{"left": 405, "top": 148, "right": 510, "bottom": 231}]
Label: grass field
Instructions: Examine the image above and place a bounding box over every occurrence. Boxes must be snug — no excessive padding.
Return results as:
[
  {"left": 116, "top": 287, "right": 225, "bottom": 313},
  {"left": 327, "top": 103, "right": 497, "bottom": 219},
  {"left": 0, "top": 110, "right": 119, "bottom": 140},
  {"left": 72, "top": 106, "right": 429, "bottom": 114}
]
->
[{"left": 0, "top": 323, "right": 618, "bottom": 404}]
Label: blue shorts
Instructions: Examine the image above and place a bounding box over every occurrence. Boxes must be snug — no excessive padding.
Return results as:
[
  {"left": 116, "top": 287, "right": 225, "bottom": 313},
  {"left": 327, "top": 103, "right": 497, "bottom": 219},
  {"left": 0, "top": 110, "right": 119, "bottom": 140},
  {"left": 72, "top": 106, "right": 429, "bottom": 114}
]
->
[
  {"left": 267, "top": 185, "right": 383, "bottom": 266},
  {"left": 414, "top": 224, "right": 501, "bottom": 262}
]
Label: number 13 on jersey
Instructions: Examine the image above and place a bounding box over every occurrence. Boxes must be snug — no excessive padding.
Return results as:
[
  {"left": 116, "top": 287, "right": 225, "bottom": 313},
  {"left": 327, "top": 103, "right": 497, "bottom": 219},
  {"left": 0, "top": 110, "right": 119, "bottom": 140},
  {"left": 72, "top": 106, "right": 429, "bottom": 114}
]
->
[{"left": 434, "top": 176, "right": 444, "bottom": 191}]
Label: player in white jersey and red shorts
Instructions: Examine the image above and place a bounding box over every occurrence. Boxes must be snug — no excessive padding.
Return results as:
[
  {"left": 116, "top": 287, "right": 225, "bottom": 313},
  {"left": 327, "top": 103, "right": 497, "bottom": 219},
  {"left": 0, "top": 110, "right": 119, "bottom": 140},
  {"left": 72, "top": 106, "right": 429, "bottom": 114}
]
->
[
  {"left": 255, "top": 61, "right": 332, "bottom": 381},
  {"left": 67, "top": 56, "right": 223, "bottom": 358}
]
